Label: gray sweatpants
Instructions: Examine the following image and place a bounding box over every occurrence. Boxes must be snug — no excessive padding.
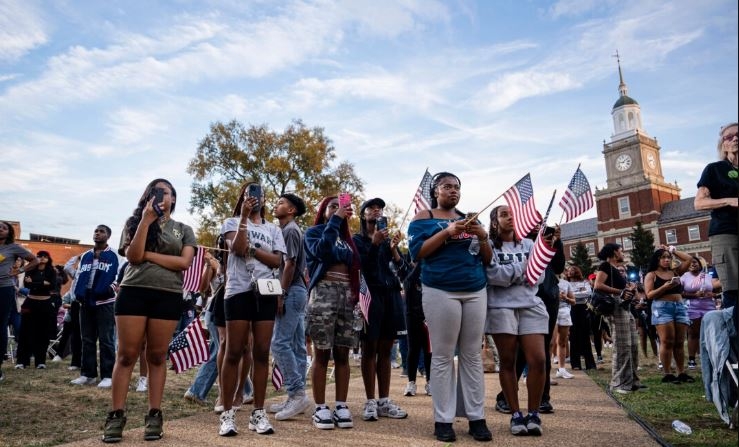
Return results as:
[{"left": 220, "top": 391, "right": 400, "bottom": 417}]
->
[{"left": 422, "top": 285, "right": 487, "bottom": 423}]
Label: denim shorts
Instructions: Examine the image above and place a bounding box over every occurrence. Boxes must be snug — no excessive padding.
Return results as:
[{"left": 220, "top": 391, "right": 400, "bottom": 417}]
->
[{"left": 651, "top": 300, "right": 689, "bottom": 326}]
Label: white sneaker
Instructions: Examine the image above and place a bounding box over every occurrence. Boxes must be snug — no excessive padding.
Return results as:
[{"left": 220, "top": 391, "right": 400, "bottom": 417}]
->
[
  {"left": 362, "top": 399, "right": 378, "bottom": 421},
  {"left": 218, "top": 409, "right": 238, "bottom": 436},
  {"left": 404, "top": 381, "right": 416, "bottom": 396},
  {"left": 136, "top": 377, "right": 148, "bottom": 392},
  {"left": 425, "top": 382, "right": 432, "bottom": 396},
  {"left": 312, "top": 406, "right": 334, "bottom": 430},
  {"left": 67, "top": 365, "right": 80, "bottom": 371},
  {"left": 269, "top": 397, "right": 289, "bottom": 413},
  {"left": 556, "top": 368, "right": 575, "bottom": 379},
  {"left": 377, "top": 399, "right": 407, "bottom": 419},
  {"left": 248, "top": 408, "right": 274, "bottom": 434},
  {"left": 97, "top": 378, "right": 113, "bottom": 388},
  {"left": 333, "top": 405, "right": 353, "bottom": 428},
  {"left": 70, "top": 376, "right": 96, "bottom": 385},
  {"left": 51, "top": 355, "right": 63, "bottom": 362},
  {"left": 276, "top": 394, "right": 311, "bottom": 421}
]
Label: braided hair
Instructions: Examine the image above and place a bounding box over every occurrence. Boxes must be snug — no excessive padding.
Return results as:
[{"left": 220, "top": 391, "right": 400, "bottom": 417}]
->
[
  {"left": 488, "top": 205, "right": 520, "bottom": 250},
  {"left": 430, "top": 172, "right": 461, "bottom": 209}
]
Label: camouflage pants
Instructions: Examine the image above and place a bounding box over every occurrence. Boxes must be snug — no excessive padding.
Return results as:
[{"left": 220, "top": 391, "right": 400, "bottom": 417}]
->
[{"left": 307, "top": 281, "right": 359, "bottom": 350}]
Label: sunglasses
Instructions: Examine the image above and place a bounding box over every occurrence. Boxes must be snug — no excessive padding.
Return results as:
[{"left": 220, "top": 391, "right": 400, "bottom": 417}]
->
[{"left": 723, "top": 132, "right": 738, "bottom": 142}]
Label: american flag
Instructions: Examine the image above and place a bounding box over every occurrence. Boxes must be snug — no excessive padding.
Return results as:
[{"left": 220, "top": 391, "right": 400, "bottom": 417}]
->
[
  {"left": 503, "top": 174, "right": 542, "bottom": 240},
  {"left": 271, "top": 359, "right": 283, "bottom": 391},
  {"left": 358, "top": 272, "right": 372, "bottom": 323},
  {"left": 182, "top": 247, "right": 205, "bottom": 292},
  {"left": 558, "top": 167, "right": 594, "bottom": 222},
  {"left": 413, "top": 170, "right": 434, "bottom": 214},
  {"left": 168, "top": 319, "right": 209, "bottom": 374},
  {"left": 524, "top": 228, "right": 558, "bottom": 286}
]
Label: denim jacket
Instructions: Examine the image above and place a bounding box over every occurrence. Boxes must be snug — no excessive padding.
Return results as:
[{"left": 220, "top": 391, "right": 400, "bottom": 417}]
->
[{"left": 699, "top": 307, "right": 738, "bottom": 425}]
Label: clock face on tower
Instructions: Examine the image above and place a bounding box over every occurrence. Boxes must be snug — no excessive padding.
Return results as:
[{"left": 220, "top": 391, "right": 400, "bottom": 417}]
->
[
  {"left": 647, "top": 153, "right": 656, "bottom": 169},
  {"left": 615, "top": 154, "right": 632, "bottom": 171}
]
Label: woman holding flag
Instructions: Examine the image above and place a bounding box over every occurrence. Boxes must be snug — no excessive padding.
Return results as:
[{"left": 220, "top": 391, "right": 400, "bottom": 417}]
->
[
  {"left": 407, "top": 172, "right": 492, "bottom": 443},
  {"left": 105, "top": 179, "right": 197, "bottom": 443}
]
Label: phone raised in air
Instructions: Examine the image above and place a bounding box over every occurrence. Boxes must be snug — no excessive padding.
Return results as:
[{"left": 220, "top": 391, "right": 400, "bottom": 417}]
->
[
  {"left": 150, "top": 187, "right": 165, "bottom": 217},
  {"left": 376, "top": 216, "right": 388, "bottom": 231},
  {"left": 247, "top": 184, "right": 262, "bottom": 206},
  {"left": 338, "top": 192, "right": 351, "bottom": 208}
]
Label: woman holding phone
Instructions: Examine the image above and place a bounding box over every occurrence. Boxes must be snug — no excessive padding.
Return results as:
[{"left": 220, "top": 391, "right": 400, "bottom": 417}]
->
[
  {"left": 304, "top": 195, "right": 361, "bottom": 431},
  {"left": 644, "top": 245, "right": 693, "bottom": 384},
  {"left": 218, "top": 182, "right": 286, "bottom": 437},
  {"left": 105, "top": 179, "right": 196, "bottom": 443},
  {"left": 407, "top": 172, "right": 492, "bottom": 443}
]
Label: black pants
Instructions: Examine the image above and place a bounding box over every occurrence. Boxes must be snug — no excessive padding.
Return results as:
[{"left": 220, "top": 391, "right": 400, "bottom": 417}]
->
[
  {"left": 569, "top": 304, "right": 596, "bottom": 369},
  {"left": 16, "top": 298, "right": 56, "bottom": 367},
  {"left": 405, "top": 317, "right": 431, "bottom": 382},
  {"left": 590, "top": 310, "right": 605, "bottom": 357}
]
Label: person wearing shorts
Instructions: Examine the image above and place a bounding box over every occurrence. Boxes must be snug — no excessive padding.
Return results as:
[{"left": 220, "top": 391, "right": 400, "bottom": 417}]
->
[
  {"left": 485, "top": 205, "right": 548, "bottom": 437},
  {"left": 352, "top": 198, "right": 407, "bottom": 422},
  {"left": 554, "top": 276, "right": 575, "bottom": 380},
  {"left": 217, "top": 182, "right": 286, "bottom": 437},
  {"left": 645, "top": 246, "right": 693, "bottom": 384},
  {"left": 304, "top": 196, "right": 362, "bottom": 430},
  {"left": 104, "top": 178, "right": 197, "bottom": 443},
  {"left": 680, "top": 257, "right": 721, "bottom": 368}
]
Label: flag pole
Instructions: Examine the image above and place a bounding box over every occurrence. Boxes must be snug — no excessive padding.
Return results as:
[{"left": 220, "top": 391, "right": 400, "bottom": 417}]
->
[
  {"left": 541, "top": 189, "right": 557, "bottom": 227},
  {"left": 463, "top": 172, "right": 532, "bottom": 225},
  {"left": 398, "top": 168, "right": 429, "bottom": 231}
]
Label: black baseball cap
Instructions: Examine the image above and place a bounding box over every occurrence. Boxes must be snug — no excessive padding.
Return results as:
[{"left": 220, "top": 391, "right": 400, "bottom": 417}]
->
[{"left": 360, "top": 198, "right": 386, "bottom": 215}]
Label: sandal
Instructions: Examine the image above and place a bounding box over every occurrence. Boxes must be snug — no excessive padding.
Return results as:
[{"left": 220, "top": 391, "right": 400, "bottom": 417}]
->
[{"left": 677, "top": 373, "right": 696, "bottom": 383}]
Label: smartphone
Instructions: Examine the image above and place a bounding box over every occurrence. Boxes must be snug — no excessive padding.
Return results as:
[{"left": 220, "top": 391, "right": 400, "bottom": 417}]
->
[
  {"left": 376, "top": 216, "right": 388, "bottom": 231},
  {"left": 671, "top": 276, "right": 681, "bottom": 284},
  {"left": 247, "top": 184, "right": 262, "bottom": 206},
  {"left": 338, "top": 192, "right": 351, "bottom": 208},
  {"left": 150, "top": 187, "right": 165, "bottom": 217}
]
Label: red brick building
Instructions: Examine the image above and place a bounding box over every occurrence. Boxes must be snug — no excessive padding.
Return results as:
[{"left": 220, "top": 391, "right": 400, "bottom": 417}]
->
[
  {"left": 4, "top": 220, "right": 92, "bottom": 295},
  {"left": 560, "top": 61, "right": 711, "bottom": 267}
]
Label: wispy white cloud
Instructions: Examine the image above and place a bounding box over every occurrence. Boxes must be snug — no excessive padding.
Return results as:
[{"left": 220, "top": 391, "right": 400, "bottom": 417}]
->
[{"left": 0, "top": 0, "right": 47, "bottom": 61}]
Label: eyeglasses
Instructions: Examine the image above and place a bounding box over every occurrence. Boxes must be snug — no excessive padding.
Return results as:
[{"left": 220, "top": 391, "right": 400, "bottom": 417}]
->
[
  {"left": 723, "top": 132, "right": 738, "bottom": 141},
  {"left": 438, "top": 184, "right": 461, "bottom": 191}
]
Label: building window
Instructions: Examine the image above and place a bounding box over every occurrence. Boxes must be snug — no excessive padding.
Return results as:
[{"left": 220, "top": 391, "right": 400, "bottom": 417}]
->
[
  {"left": 688, "top": 225, "right": 700, "bottom": 241},
  {"left": 586, "top": 242, "right": 595, "bottom": 256},
  {"left": 622, "top": 237, "right": 633, "bottom": 251},
  {"left": 665, "top": 229, "right": 677, "bottom": 245},
  {"left": 618, "top": 197, "right": 630, "bottom": 217}
]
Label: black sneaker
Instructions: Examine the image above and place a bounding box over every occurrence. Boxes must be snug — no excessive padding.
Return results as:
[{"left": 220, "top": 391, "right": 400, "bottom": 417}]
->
[
  {"left": 468, "top": 419, "right": 492, "bottom": 442},
  {"left": 538, "top": 400, "right": 554, "bottom": 413},
  {"left": 434, "top": 422, "right": 456, "bottom": 442},
  {"left": 495, "top": 399, "right": 511, "bottom": 414},
  {"left": 510, "top": 413, "right": 528, "bottom": 436},
  {"left": 102, "top": 410, "right": 127, "bottom": 443},
  {"left": 525, "top": 412, "right": 542, "bottom": 436},
  {"left": 144, "top": 409, "right": 163, "bottom": 441}
]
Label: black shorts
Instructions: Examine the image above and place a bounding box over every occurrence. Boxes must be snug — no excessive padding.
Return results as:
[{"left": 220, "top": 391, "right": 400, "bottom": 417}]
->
[
  {"left": 115, "top": 286, "right": 183, "bottom": 321},
  {"left": 212, "top": 287, "right": 226, "bottom": 328},
  {"left": 360, "top": 288, "right": 401, "bottom": 342},
  {"left": 224, "top": 290, "right": 277, "bottom": 322}
]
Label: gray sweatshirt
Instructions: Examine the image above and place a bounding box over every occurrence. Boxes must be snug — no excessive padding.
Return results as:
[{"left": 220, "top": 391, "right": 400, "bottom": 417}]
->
[{"left": 486, "top": 238, "right": 544, "bottom": 309}]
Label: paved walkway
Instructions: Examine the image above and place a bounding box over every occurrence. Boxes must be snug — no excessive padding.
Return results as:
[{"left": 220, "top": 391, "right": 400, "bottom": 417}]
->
[{"left": 61, "top": 367, "right": 658, "bottom": 446}]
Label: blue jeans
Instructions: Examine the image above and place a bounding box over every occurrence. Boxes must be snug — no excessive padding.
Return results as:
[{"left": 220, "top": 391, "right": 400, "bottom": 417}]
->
[
  {"left": 80, "top": 302, "right": 116, "bottom": 379},
  {"left": 0, "top": 286, "right": 14, "bottom": 367},
  {"left": 270, "top": 284, "right": 307, "bottom": 396}
]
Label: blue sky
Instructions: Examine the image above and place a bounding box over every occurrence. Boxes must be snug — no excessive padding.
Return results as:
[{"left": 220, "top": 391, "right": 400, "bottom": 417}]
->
[{"left": 2, "top": 0, "right": 737, "bottom": 249}]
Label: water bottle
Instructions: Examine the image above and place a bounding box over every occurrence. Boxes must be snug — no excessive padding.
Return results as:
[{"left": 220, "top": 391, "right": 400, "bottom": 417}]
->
[
  {"left": 671, "top": 420, "right": 692, "bottom": 435},
  {"left": 468, "top": 235, "right": 480, "bottom": 255}
]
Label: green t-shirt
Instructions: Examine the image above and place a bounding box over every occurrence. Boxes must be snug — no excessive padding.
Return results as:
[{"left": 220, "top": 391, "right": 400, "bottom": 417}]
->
[{"left": 118, "top": 219, "right": 197, "bottom": 293}]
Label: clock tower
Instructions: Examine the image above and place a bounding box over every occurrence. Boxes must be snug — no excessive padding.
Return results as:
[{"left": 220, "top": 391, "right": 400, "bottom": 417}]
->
[{"left": 594, "top": 54, "right": 681, "bottom": 235}]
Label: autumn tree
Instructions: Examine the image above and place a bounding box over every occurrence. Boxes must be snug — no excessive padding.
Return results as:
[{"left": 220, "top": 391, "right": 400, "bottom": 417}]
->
[
  {"left": 570, "top": 241, "right": 594, "bottom": 276},
  {"left": 187, "top": 119, "right": 364, "bottom": 243}
]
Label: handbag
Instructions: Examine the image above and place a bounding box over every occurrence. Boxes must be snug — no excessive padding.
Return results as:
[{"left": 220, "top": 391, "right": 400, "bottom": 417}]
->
[
  {"left": 255, "top": 278, "right": 283, "bottom": 298},
  {"left": 587, "top": 290, "right": 617, "bottom": 317}
]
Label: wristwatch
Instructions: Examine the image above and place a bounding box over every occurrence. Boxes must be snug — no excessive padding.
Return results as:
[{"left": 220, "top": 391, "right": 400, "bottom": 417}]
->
[{"left": 249, "top": 243, "right": 261, "bottom": 257}]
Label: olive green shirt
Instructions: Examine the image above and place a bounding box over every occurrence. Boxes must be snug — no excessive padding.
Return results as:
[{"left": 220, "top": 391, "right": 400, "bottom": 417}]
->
[{"left": 118, "top": 219, "right": 197, "bottom": 293}]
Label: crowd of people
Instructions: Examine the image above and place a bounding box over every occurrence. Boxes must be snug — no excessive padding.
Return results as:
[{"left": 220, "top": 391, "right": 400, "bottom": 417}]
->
[{"left": 0, "top": 121, "right": 736, "bottom": 443}]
